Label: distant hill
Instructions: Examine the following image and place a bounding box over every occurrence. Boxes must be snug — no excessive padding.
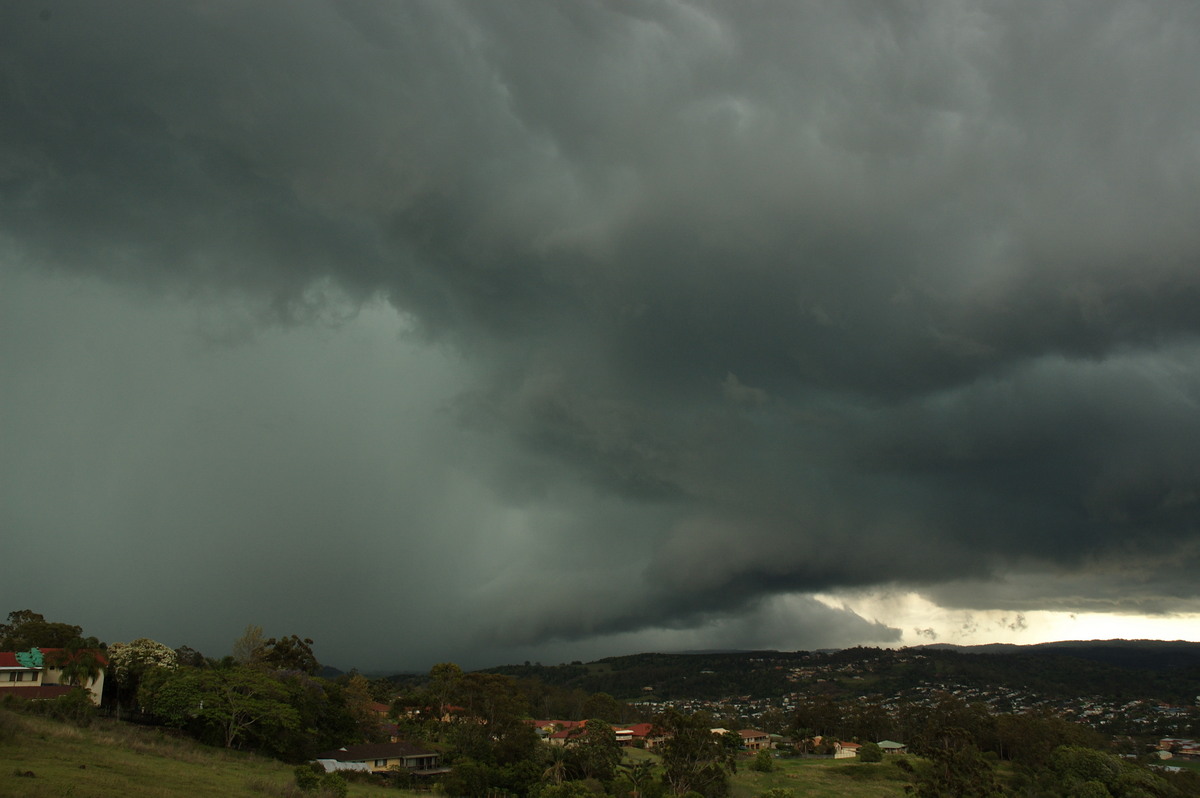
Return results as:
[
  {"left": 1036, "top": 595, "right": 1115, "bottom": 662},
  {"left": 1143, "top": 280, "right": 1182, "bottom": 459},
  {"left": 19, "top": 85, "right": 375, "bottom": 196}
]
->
[
  {"left": 478, "top": 640, "right": 1200, "bottom": 705},
  {"left": 918, "top": 639, "right": 1200, "bottom": 672}
]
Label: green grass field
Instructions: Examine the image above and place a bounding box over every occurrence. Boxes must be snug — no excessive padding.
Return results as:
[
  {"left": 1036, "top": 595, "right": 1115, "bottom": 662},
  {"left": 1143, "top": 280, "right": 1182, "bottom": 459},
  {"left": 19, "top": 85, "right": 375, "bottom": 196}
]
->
[
  {"left": 621, "top": 749, "right": 911, "bottom": 798},
  {"left": 728, "top": 756, "right": 911, "bottom": 798},
  {"left": 0, "top": 709, "right": 402, "bottom": 798}
]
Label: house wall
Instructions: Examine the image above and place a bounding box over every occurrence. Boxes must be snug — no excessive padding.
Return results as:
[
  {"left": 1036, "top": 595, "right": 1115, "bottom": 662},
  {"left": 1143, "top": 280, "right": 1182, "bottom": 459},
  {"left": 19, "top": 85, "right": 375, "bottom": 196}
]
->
[
  {"left": 1, "top": 669, "right": 43, "bottom": 687},
  {"left": 358, "top": 754, "right": 440, "bottom": 773},
  {"left": 40, "top": 665, "right": 105, "bottom": 705}
]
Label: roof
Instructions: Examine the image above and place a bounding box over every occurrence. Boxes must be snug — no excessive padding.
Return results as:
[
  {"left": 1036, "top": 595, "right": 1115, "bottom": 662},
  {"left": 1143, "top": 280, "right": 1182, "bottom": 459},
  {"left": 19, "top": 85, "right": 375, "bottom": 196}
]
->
[
  {"left": 0, "top": 652, "right": 39, "bottom": 669},
  {"left": 739, "top": 729, "right": 768, "bottom": 738},
  {"left": 39, "top": 648, "right": 110, "bottom": 666},
  {"left": 315, "top": 741, "right": 437, "bottom": 762},
  {"left": 315, "top": 760, "right": 373, "bottom": 773},
  {"left": 2, "top": 648, "right": 110, "bottom": 668},
  {"left": 877, "top": 740, "right": 906, "bottom": 749}
]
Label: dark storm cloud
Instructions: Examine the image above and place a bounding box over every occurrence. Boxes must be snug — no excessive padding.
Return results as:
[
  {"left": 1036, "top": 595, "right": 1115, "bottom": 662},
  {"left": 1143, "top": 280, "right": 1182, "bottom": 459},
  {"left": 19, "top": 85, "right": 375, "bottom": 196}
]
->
[{"left": 4, "top": 1, "right": 1200, "bottom": 666}]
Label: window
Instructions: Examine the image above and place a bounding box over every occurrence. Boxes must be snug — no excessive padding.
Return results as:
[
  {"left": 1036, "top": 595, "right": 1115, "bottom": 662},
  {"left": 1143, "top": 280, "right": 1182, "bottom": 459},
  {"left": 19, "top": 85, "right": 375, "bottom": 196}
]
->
[{"left": 374, "top": 759, "right": 388, "bottom": 768}]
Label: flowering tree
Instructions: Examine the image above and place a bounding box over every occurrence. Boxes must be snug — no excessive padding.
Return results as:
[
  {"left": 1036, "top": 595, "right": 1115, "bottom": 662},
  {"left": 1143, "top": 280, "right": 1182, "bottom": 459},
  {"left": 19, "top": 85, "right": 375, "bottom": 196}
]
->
[{"left": 108, "top": 638, "right": 178, "bottom": 707}]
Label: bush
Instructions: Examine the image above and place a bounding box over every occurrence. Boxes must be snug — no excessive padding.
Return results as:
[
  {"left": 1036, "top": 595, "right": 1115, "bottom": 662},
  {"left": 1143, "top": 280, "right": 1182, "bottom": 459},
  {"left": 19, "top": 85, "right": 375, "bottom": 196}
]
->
[
  {"left": 319, "top": 772, "right": 348, "bottom": 798},
  {"left": 24, "top": 689, "right": 95, "bottom": 727},
  {"left": 0, "top": 708, "right": 24, "bottom": 743},
  {"left": 858, "top": 742, "right": 883, "bottom": 763},
  {"left": 749, "top": 750, "right": 774, "bottom": 772},
  {"left": 294, "top": 765, "right": 321, "bottom": 792}
]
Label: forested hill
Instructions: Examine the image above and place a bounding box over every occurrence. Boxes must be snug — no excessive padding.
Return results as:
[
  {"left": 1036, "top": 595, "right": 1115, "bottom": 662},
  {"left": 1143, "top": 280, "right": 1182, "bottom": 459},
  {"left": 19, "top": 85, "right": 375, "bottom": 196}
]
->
[
  {"left": 923, "top": 639, "right": 1200, "bottom": 671},
  {"left": 484, "top": 651, "right": 809, "bottom": 701},
  {"left": 479, "top": 641, "right": 1200, "bottom": 704}
]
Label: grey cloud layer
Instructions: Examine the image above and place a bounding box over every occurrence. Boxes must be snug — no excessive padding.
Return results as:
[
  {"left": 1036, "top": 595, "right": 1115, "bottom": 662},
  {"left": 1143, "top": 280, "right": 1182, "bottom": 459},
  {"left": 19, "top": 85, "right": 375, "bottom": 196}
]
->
[{"left": 4, "top": 1, "right": 1200, "bottom": 666}]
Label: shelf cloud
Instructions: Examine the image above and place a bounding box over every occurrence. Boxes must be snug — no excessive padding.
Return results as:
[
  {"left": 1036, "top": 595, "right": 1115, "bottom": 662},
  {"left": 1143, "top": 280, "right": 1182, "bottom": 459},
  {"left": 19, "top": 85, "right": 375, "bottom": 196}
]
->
[{"left": 3, "top": 1, "right": 1200, "bottom": 669}]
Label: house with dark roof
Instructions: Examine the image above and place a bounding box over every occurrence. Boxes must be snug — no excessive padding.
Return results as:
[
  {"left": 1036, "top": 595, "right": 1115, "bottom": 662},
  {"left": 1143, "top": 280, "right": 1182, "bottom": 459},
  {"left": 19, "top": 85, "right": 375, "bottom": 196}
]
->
[
  {"left": 314, "top": 741, "right": 446, "bottom": 775},
  {"left": 0, "top": 647, "right": 107, "bottom": 705}
]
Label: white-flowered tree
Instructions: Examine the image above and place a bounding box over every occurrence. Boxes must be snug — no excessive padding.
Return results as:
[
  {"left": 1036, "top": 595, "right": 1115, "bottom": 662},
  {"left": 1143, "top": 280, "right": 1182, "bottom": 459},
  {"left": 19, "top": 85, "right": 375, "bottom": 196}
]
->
[{"left": 108, "top": 637, "right": 178, "bottom": 709}]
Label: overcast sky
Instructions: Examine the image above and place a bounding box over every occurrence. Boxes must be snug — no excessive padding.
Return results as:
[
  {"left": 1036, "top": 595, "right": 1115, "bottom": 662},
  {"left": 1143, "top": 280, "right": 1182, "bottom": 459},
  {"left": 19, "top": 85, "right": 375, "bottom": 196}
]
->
[{"left": 4, "top": 1, "right": 1200, "bottom": 672}]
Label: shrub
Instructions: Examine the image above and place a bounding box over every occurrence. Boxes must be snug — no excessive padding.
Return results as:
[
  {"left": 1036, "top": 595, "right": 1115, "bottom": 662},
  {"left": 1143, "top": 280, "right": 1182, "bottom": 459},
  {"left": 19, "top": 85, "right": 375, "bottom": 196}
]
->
[
  {"left": 749, "top": 750, "right": 774, "bottom": 772},
  {"left": 24, "top": 689, "right": 95, "bottom": 727},
  {"left": 0, "top": 708, "right": 24, "bottom": 743},
  {"left": 319, "top": 772, "right": 348, "bottom": 798},
  {"left": 859, "top": 742, "right": 883, "bottom": 763},
  {"left": 294, "top": 765, "right": 321, "bottom": 792}
]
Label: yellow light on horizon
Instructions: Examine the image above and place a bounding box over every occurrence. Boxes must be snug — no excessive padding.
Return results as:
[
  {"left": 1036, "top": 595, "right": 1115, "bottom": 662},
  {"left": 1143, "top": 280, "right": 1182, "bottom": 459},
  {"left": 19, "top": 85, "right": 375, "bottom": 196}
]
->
[{"left": 812, "top": 591, "right": 1200, "bottom": 647}]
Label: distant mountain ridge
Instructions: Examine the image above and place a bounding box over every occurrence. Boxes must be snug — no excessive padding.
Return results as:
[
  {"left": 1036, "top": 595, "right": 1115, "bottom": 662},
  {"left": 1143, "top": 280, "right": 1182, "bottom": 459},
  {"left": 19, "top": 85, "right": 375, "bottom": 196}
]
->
[
  {"left": 470, "top": 639, "right": 1200, "bottom": 704},
  {"left": 916, "top": 639, "right": 1200, "bottom": 671}
]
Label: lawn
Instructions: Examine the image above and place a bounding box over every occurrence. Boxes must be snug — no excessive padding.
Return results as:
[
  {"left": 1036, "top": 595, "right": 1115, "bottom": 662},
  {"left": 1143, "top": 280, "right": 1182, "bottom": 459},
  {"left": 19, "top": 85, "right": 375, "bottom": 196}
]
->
[
  {"left": 728, "top": 756, "right": 912, "bottom": 798},
  {"left": 619, "top": 749, "right": 912, "bottom": 798},
  {"left": 0, "top": 709, "right": 404, "bottom": 798}
]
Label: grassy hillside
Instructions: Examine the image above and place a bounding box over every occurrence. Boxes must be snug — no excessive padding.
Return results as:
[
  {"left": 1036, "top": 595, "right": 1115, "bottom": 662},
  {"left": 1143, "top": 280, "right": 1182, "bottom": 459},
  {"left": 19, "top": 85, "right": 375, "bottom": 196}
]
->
[
  {"left": 621, "top": 749, "right": 911, "bottom": 798},
  {"left": 729, "top": 756, "right": 910, "bottom": 798},
  {"left": 0, "top": 709, "right": 401, "bottom": 798},
  {"left": 0, "top": 707, "right": 915, "bottom": 798}
]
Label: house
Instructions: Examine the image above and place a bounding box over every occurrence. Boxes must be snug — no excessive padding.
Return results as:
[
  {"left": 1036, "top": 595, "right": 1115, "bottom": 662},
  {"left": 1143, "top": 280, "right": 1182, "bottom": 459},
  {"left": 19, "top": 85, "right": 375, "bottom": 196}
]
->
[
  {"left": 0, "top": 647, "right": 107, "bottom": 706},
  {"left": 625, "top": 722, "right": 664, "bottom": 749},
  {"left": 314, "top": 741, "right": 446, "bottom": 775},
  {"left": 532, "top": 719, "right": 587, "bottom": 745},
  {"left": 834, "top": 741, "right": 861, "bottom": 759},
  {"left": 739, "top": 729, "right": 771, "bottom": 751},
  {"left": 877, "top": 740, "right": 908, "bottom": 755}
]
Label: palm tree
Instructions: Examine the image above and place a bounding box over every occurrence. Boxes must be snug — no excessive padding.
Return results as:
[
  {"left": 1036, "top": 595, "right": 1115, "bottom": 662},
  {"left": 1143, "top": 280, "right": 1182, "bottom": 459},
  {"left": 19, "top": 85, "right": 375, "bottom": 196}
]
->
[
  {"left": 621, "top": 760, "right": 656, "bottom": 798},
  {"left": 542, "top": 744, "right": 570, "bottom": 785},
  {"left": 49, "top": 639, "right": 105, "bottom": 701}
]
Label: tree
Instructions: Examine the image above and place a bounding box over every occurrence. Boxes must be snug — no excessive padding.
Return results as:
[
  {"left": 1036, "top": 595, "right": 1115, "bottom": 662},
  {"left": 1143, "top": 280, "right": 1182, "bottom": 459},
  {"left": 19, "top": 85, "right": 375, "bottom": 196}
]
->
[
  {"left": 906, "top": 727, "right": 1003, "bottom": 798},
  {"left": 232, "top": 624, "right": 266, "bottom": 664},
  {"left": 542, "top": 744, "right": 571, "bottom": 785},
  {"left": 140, "top": 664, "right": 300, "bottom": 749},
  {"left": 428, "top": 661, "right": 464, "bottom": 719},
  {"left": 108, "top": 638, "right": 178, "bottom": 709},
  {"left": 45, "top": 638, "right": 106, "bottom": 700},
  {"left": 620, "top": 760, "right": 656, "bottom": 798},
  {"left": 343, "top": 672, "right": 383, "bottom": 739},
  {"left": 258, "top": 634, "right": 319, "bottom": 675},
  {"left": 174, "top": 645, "right": 206, "bottom": 668},
  {"left": 581, "top": 692, "right": 626, "bottom": 724},
  {"left": 858, "top": 741, "right": 883, "bottom": 763},
  {"left": 571, "top": 719, "right": 622, "bottom": 782},
  {"left": 658, "top": 709, "right": 738, "bottom": 798},
  {"left": 0, "top": 609, "right": 88, "bottom": 650}
]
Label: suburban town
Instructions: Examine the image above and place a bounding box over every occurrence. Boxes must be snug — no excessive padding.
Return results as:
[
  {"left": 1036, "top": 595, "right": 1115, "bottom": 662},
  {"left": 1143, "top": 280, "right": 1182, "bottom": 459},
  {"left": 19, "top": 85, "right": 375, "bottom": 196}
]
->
[{"left": 4, "top": 611, "right": 1200, "bottom": 796}]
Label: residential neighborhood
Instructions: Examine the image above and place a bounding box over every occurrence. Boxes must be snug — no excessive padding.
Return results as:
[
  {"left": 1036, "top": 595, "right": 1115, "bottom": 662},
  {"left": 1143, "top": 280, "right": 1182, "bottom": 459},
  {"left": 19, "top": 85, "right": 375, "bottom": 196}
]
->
[{"left": 3, "top": 610, "right": 1200, "bottom": 797}]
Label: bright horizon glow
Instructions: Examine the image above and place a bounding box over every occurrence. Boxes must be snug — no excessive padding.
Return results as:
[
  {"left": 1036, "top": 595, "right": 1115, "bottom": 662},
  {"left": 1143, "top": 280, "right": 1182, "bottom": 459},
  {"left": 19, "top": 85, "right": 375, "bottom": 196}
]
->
[{"left": 814, "top": 591, "right": 1200, "bottom": 647}]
